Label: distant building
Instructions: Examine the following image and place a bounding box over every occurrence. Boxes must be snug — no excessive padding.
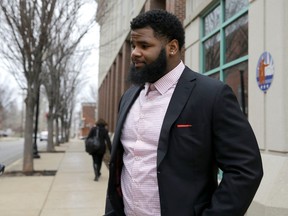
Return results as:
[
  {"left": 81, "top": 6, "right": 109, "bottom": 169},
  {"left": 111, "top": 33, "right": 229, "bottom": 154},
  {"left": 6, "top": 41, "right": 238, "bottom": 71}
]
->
[{"left": 79, "top": 102, "right": 96, "bottom": 138}]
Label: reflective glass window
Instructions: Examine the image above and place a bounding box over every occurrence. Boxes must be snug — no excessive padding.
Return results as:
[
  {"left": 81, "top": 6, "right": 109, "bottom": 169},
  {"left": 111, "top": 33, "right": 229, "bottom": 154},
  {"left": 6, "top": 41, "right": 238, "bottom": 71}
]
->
[
  {"left": 225, "top": 0, "right": 249, "bottom": 20},
  {"left": 223, "top": 62, "right": 248, "bottom": 115},
  {"left": 204, "top": 5, "right": 220, "bottom": 36},
  {"left": 204, "top": 33, "right": 220, "bottom": 71},
  {"left": 225, "top": 15, "right": 248, "bottom": 63},
  {"left": 201, "top": 0, "right": 249, "bottom": 115}
]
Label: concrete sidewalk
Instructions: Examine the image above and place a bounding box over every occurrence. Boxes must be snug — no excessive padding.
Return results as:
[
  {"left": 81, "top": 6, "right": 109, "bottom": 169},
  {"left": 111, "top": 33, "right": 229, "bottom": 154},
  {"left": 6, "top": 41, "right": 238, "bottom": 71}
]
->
[{"left": 0, "top": 139, "right": 108, "bottom": 216}]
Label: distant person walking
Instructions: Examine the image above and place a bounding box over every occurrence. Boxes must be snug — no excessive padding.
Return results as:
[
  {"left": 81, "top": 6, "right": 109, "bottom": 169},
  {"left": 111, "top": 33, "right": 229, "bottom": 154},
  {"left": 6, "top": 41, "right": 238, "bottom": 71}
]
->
[
  {"left": 86, "top": 118, "right": 111, "bottom": 181},
  {"left": 0, "top": 164, "right": 5, "bottom": 176}
]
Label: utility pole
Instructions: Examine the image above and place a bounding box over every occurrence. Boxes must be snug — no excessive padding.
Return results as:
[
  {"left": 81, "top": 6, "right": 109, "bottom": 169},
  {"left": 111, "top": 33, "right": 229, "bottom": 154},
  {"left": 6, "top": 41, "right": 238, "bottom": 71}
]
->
[{"left": 33, "top": 86, "right": 40, "bottom": 158}]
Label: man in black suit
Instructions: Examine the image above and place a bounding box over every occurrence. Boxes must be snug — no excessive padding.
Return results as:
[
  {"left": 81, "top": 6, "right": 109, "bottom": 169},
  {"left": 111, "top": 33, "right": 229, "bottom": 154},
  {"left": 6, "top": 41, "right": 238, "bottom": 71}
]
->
[{"left": 105, "top": 9, "right": 263, "bottom": 216}]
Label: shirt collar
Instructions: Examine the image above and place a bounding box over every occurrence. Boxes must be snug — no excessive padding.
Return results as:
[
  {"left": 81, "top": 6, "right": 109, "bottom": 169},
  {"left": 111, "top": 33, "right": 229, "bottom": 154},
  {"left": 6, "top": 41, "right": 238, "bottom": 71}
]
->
[{"left": 144, "top": 61, "right": 185, "bottom": 95}]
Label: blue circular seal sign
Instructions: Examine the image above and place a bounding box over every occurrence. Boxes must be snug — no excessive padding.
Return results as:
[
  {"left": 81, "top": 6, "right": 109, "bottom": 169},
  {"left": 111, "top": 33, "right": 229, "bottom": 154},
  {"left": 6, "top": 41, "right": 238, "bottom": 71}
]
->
[{"left": 256, "top": 51, "right": 274, "bottom": 92}]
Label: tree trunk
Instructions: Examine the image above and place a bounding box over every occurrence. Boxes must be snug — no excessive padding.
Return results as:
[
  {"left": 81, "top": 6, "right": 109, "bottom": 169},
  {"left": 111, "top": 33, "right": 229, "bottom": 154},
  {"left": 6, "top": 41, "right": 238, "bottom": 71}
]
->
[{"left": 22, "top": 93, "right": 35, "bottom": 173}]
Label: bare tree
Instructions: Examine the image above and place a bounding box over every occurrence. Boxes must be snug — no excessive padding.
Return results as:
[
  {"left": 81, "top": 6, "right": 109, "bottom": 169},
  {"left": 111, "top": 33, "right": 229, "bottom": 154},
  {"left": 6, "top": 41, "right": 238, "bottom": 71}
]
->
[
  {"left": 41, "top": 0, "right": 95, "bottom": 150},
  {"left": 0, "top": 0, "right": 57, "bottom": 172},
  {"left": 0, "top": 0, "right": 97, "bottom": 172},
  {"left": 59, "top": 67, "right": 79, "bottom": 143}
]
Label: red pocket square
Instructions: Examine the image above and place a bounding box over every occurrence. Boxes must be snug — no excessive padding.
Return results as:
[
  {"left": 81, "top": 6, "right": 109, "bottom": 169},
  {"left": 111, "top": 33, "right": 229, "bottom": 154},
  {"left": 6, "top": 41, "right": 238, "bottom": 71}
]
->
[{"left": 176, "top": 124, "right": 192, "bottom": 128}]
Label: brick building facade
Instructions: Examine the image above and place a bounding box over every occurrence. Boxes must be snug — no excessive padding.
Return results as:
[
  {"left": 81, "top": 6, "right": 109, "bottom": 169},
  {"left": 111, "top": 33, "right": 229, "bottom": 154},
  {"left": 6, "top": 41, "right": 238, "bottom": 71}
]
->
[{"left": 80, "top": 102, "right": 96, "bottom": 138}]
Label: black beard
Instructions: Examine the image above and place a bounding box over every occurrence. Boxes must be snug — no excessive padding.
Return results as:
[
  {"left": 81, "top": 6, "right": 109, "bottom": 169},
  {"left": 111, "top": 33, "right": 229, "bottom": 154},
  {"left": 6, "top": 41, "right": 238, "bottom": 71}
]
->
[{"left": 128, "top": 48, "right": 167, "bottom": 85}]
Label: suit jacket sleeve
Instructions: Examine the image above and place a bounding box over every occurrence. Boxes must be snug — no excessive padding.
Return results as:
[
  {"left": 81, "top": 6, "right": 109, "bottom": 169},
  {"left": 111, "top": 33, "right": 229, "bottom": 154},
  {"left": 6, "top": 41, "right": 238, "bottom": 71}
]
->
[
  {"left": 104, "top": 196, "right": 116, "bottom": 216},
  {"left": 203, "top": 84, "right": 263, "bottom": 215}
]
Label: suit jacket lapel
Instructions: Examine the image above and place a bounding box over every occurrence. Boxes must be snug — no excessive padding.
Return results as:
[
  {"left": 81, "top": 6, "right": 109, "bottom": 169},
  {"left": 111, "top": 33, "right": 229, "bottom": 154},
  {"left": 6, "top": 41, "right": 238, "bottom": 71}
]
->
[
  {"left": 157, "top": 67, "right": 197, "bottom": 167},
  {"left": 111, "top": 85, "right": 143, "bottom": 157}
]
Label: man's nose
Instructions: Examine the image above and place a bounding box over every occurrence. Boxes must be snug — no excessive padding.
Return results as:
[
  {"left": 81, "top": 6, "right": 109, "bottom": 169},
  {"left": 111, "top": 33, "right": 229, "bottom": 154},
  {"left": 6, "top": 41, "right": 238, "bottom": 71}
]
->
[{"left": 131, "top": 47, "right": 142, "bottom": 58}]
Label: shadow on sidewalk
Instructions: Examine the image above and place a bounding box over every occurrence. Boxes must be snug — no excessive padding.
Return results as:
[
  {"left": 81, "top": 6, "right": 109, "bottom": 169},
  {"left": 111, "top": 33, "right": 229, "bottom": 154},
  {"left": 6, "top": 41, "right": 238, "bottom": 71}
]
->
[{"left": 3, "top": 170, "right": 57, "bottom": 177}]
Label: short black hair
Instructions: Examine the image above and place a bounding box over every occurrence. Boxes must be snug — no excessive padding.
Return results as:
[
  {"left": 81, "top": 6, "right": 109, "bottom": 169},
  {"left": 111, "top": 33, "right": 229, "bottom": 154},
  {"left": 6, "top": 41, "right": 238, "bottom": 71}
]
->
[{"left": 130, "top": 9, "right": 185, "bottom": 49}]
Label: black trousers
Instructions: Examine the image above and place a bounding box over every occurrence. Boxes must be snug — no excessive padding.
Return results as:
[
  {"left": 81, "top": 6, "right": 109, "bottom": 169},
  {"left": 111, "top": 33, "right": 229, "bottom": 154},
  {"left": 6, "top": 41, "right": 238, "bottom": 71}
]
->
[{"left": 92, "top": 153, "right": 104, "bottom": 176}]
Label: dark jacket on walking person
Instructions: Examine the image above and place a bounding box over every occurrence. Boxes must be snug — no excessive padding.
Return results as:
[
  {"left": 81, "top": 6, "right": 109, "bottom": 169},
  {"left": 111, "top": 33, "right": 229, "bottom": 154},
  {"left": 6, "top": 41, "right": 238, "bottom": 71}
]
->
[
  {"left": 87, "top": 118, "right": 111, "bottom": 181},
  {"left": 0, "top": 164, "right": 5, "bottom": 176}
]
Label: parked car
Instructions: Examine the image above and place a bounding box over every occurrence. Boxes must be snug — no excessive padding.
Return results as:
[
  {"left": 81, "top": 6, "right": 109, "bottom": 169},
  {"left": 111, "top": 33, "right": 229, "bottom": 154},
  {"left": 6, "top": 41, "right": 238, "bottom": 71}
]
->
[
  {"left": 0, "top": 129, "right": 12, "bottom": 137},
  {"left": 0, "top": 130, "right": 8, "bottom": 137},
  {"left": 40, "top": 131, "right": 48, "bottom": 141}
]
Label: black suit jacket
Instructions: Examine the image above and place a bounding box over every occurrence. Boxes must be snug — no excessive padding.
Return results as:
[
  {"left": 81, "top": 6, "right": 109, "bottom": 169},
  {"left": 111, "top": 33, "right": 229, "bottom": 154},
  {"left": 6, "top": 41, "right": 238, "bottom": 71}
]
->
[{"left": 105, "top": 67, "right": 263, "bottom": 216}]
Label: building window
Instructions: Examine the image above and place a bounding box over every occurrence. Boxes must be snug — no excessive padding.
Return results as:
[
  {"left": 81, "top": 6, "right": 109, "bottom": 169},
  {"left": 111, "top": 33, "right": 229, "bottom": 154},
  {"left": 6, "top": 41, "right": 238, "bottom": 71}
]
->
[{"left": 201, "top": 0, "right": 249, "bottom": 116}]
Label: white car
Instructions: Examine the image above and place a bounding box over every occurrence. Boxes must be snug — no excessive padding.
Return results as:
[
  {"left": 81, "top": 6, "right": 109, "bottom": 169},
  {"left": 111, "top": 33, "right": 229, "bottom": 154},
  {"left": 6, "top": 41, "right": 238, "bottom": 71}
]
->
[{"left": 40, "top": 131, "right": 48, "bottom": 141}]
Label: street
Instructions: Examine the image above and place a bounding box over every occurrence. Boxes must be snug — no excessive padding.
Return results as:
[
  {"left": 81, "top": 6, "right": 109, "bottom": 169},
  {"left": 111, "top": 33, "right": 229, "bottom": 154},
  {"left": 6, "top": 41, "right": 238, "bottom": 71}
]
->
[{"left": 0, "top": 137, "right": 46, "bottom": 167}]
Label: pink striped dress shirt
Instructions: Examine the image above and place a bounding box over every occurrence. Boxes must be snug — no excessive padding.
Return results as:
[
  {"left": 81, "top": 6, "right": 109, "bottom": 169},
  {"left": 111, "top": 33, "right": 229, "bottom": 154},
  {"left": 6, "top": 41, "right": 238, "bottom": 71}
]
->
[{"left": 120, "top": 61, "right": 185, "bottom": 216}]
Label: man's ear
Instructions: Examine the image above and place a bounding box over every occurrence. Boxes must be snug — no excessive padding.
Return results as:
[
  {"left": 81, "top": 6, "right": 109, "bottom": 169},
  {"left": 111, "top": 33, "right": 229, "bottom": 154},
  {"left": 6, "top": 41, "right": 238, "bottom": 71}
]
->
[{"left": 167, "top": 39, "right": 179, "bottom": 56}]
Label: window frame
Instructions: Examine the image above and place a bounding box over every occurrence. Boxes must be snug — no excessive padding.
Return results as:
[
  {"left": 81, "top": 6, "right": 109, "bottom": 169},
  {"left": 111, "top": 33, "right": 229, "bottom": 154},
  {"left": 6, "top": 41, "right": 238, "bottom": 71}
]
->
[{"left": 200, "top": 0, "right": 249, "bottom": 80}]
